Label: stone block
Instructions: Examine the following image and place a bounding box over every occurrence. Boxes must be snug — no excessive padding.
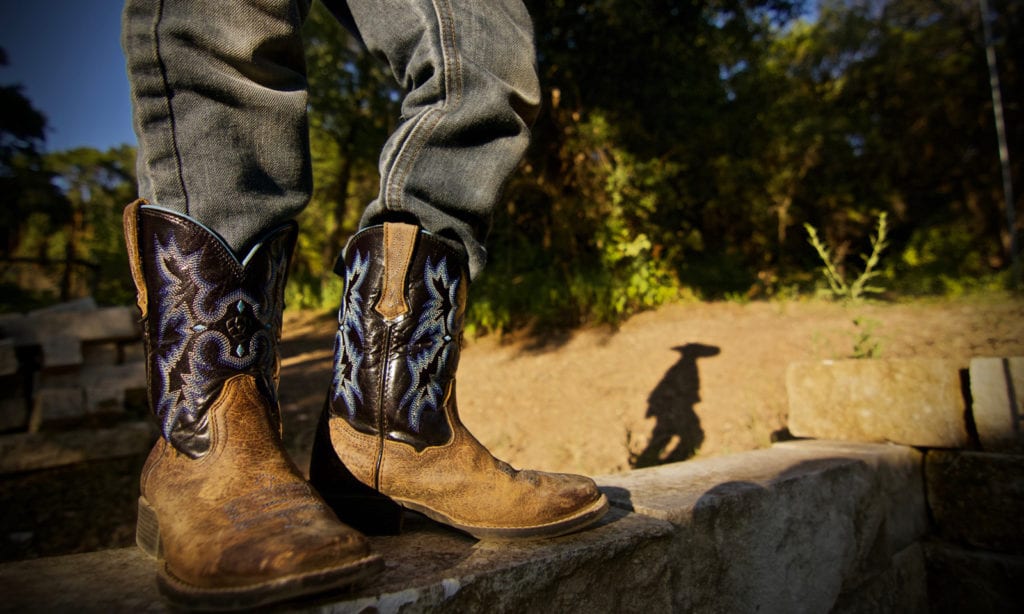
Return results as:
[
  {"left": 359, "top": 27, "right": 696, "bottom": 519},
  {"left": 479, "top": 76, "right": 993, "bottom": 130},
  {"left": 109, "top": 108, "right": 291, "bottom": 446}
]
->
[
  {"left": 787, "top": 358, "right": 969, "bottom": 447},
  {"left": 29, "top": 388, "right": 84, "bottom": 429},
  {"left": 831, "top": 543, "right": 928, "bottom": 614},
  {"left": 970, "top": 357, "right": 1024, "bottom": 452},
  {"left": 83, "top": 385, "right": 126, "bottom": 416},
  {"left": 82, "top": 364, "right": 146, "bottom": 417},
  {"left": 39, "top": 335, "right": 83, "bottom": 369},
  {"left": 81, "top": 341, "right": 120, "bottom": 367},
  {"left": 78, "top": 363, "right": 147, "bottom": 417},
  {"left": 924, "top": 541, "right": 1024, "bottom": 614},
  {"left": 0, "top": 313, "right": 32, "bottom": 346},
  {"left": 121, "top": 341, "right": 144, "bottom": 363},
  {"left": 26, "top": 306, "right": 140, "bottom": 344},
  {"left": 33, "top": 370, "right": 80, "bottom": 390},
  {"left": 599, "top": 440, "right": 927, "bottom": 614},
  {"left": 80, "top": 362, "right": 147, "bottom": 390},
  {"left": 0, "top": 394, "right": 28, "bottom": 433},
  {"left": 0, "top": 440, "right": 961, "bottom": 613},
  {"left": 27, "top": 297, "right": 97, "bottom": 315},
  {"left": 0, "top": 508, "right": 674, "bottom": 613},
  {"left": 925, "top": 449, "right": 1024, "bottom": 554},
  {"left": 0, "top": 339, "right": 17, "bottom": 376},
  {"left": 0, "top": 421, "right": 158, "bottom": 474}
]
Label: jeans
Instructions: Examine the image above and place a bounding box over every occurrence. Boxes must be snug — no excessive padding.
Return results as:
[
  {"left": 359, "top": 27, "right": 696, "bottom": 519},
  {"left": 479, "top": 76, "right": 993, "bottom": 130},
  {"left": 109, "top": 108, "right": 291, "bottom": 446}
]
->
[{"left": 122, "top": 0, "right": 540, "bottom": 278}]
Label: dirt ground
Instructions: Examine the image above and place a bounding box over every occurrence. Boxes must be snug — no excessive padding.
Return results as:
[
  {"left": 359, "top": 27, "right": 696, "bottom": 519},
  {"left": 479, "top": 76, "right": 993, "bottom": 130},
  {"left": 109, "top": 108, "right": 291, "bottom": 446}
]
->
[{"left": 278, "top": 296, "right": 1024, "bottom": 477}]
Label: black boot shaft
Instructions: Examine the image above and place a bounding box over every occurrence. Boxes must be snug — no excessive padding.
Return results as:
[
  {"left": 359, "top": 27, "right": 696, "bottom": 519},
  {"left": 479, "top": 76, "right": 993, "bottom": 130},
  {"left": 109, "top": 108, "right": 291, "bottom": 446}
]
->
[
  {"left": 126, "top": 203, "right": 296, "bottom": 457},
  {"left": 329, "top": 224, "right": 467, "bottom": 451}
]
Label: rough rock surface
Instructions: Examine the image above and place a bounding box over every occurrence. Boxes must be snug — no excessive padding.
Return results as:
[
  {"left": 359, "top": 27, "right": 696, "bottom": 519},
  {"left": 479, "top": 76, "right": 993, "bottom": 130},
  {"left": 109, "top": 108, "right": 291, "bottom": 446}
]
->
[
  {"left": 925, "top": 449, "right": 1024, "bottom": 554},
  {"left": 831, "top": 543, "right": 928, "bottom": 614},
  {"left": 0, "top": 509, "right": 675, "bottom": 613},
  {"left": 0, "top": 439, "right": 950, "bottom": 613},
  {"left": 924, "top": 541, "right": 1024, "bottom": 614},
  {"left": 599, "top": 440, "right": 927, "bottom": 613}
]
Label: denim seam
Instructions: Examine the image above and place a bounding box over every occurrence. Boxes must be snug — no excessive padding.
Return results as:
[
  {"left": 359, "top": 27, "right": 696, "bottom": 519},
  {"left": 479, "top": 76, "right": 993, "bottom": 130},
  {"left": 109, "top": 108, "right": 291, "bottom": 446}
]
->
[
  {"left": 152, "top": 0, "right": 190, "bottom": 214},
  {"left": 384, "top": 110, "right": 442, "bottom": 210},
  {"left": 434, "top": 0, "right": 463, "bottom": 107},
  {"left": 382, "top": 0, "right": 464, "bottom": 211}
]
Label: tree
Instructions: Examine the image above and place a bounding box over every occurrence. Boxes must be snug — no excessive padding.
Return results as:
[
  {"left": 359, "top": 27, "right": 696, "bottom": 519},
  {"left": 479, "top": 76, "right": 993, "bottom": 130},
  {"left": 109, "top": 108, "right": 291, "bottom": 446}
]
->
[
  {"left": 290, "top": 4, "right": 401, "bottom": 307},
  {"left": 471, "top": 0, "right": 807, "bottom": 327},
  {"left": 0, "top": 48, "right": 70, "bottom": 260},
  {"left": 763, "top": 0, "right": 1021, "bottom": 291},
  {"left": 45, "top": 145, "right": 138, "bottom": 303}
]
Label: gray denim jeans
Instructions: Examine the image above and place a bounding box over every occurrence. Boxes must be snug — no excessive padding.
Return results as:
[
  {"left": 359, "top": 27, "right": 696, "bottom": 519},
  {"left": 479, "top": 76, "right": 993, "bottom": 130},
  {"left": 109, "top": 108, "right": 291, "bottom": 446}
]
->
[{"left": 122, "top": 0, "right": 540, "bottom": 278}]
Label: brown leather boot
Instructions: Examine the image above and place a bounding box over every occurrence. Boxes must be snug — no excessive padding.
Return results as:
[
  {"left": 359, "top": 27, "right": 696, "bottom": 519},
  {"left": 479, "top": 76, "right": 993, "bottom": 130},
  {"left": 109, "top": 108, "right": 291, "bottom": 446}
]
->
[
  {"left": 124, "top": 201, "right": 380, "bottom": 610},
  {"left": 309, "top": 223, "right": 608, "bottom": 540}
]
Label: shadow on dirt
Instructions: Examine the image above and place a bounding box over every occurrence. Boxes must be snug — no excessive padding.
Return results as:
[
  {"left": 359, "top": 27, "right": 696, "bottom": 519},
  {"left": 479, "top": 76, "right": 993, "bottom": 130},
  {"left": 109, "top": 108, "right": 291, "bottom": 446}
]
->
[{"left": 632, "top": 342, "right": 720, "bottom": 468}]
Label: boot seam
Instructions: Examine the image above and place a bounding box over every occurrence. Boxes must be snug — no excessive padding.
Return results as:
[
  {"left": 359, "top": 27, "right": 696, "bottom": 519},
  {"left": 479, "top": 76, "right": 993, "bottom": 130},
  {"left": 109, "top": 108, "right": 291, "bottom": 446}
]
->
[{"left": 372, "top": 325, "right": 393, "bottom": 491}]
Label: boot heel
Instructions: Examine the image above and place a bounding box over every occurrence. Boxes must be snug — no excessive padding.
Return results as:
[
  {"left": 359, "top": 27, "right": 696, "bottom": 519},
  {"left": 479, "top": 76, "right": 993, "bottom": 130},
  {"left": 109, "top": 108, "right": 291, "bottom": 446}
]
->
[{"left": 136, "top": 496, "right": 162, "bottom": 558}]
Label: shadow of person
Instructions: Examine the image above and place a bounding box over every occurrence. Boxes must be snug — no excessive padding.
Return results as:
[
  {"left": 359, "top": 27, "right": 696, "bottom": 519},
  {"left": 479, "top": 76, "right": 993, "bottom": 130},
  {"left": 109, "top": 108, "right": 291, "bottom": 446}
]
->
[{"left": 632, "top": 343, "right": 720, "bottom": 468}]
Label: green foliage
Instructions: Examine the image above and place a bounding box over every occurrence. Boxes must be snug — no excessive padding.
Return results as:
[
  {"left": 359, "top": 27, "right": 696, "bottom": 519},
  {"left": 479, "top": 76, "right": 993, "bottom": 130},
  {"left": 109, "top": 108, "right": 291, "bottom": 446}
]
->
[
  {"left": 286, "top": 4, "right": 402, "bottom": 310},
  {"left": 892, "top": 222, "right": 1013, "bottom": 296},
  {"left": 1, "top": 143, "right": 138, "bottom": 308},
  {"left": 1, "top": 50, "right": 139, "bottom": 308},
  {"left": 804, "top": 212, "right": 889, "bottom": 302},
  {"left": 44, "top": 146, "right": 138, "bottom": 304},
  {"left": 469, "top": 109, "right": 687, "bottom": 333},
  {"left": 0, "top": 52, "right": 70, "bottom": 260},
  {"left": 4, "top": 2, "right": 1021, "bottom": 328}
]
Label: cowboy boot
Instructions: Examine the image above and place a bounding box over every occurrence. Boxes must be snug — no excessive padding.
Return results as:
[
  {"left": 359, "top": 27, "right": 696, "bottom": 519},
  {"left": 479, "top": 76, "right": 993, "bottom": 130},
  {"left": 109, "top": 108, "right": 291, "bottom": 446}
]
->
[
  {"left": 124, "top": 201, "right": 380, "bottom": 610},
  {"left": 309, "top": 223, "right": 608, "bottom": 540}
]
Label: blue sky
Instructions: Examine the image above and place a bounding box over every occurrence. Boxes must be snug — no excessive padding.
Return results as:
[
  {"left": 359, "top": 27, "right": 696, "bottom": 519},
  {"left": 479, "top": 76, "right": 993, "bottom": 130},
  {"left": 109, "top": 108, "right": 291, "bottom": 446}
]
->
[{"left": 0, "top": 1, "right": 134, "bottom": 152}]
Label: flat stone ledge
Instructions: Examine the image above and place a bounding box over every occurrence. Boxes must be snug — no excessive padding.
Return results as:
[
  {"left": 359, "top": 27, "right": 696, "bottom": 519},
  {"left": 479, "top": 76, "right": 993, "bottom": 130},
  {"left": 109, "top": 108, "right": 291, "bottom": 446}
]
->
[
  {"left": 0, "top": 441, "right": 933, "bottom": 613},
  {"left": 787, "top": 358, "right": 969, "bottom": 447},
  {"left": 970, "top": 357, "right": 1024, "bottom": 452},
  {"left": 0, "top": 508, "right": 674, "bottom": 613},
  {"left": 329, "top": 509, "right": 674, "bottom": 613},
  {"left": 600, "top": 440, "right": 927, "bottom": 613}
]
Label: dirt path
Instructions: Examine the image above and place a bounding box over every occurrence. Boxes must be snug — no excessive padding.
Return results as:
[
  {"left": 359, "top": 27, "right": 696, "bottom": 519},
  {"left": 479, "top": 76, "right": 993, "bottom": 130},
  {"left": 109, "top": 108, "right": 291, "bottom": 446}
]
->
[{"left": 278, "top": 298, "right": 1024, "bottom": 477}]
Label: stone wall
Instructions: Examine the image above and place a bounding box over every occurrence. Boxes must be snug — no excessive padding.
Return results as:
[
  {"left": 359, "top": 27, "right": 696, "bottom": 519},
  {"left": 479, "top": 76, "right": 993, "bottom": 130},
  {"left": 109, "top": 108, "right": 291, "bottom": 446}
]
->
[
  {"left": 0, "top": 299, "right": 156, "bottom": 562},
  {"left": 0, "top": 298, "right": 148, "bottom": 434},
  {"left": 788, "top": 356, "right": 1024, "bottom": 612}
]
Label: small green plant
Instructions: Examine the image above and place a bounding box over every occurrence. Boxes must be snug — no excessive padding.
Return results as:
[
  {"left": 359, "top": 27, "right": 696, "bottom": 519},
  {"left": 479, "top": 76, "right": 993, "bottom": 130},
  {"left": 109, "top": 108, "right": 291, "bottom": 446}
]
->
[
  {"left": 804, "top": 214, "right": 889, "bottom": 359},
  {"left": 850, "top": 316, "right": 883, "bottom": 359},
  {"left": 723, "top": 290, "right": 751, "bottom": 304},
  {"left": 804, "top": 212, "right": 889, "bottom": 302}
]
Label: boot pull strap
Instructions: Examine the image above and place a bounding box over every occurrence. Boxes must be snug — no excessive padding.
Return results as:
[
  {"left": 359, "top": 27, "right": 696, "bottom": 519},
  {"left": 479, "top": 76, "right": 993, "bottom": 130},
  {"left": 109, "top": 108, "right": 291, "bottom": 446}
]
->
[
  {"left": 374, "top": 223, "right": 419, "bottom": 321},
  {"left": 123, "top": 199, "right": 149, "bottom": 319}
]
